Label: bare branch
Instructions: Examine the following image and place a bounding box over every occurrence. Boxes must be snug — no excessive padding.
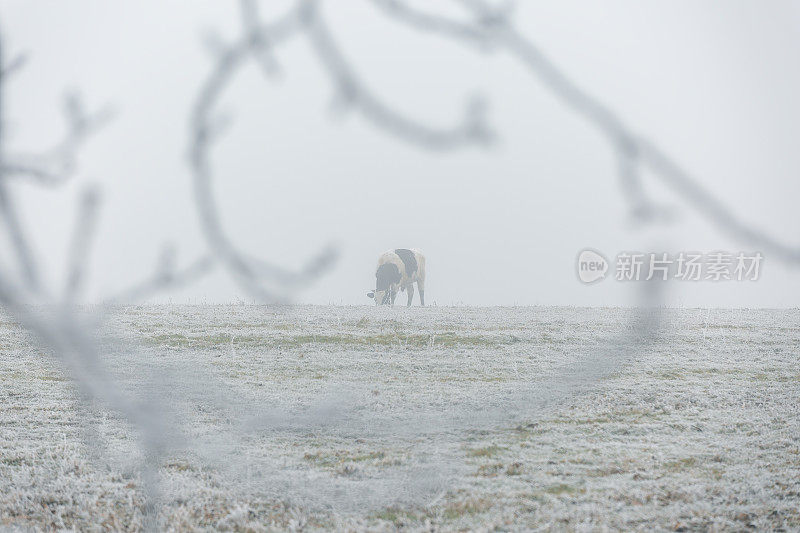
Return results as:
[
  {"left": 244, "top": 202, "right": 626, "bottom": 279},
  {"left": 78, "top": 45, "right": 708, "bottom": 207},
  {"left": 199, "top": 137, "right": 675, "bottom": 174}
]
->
[
  {"left": 499, "top": 21, "right": 800, "bottom": 262},
  {"left": 240, "top": 0, "right": 283, "bottom": 76},
  {"left": 189, "top": 2, "right": 339, "bottom": 303},
  {"left": 63, "top": 187, "right": 101, "bottom": 303},
  {"left": 370, "top": 0, "right": 800, "bottom": 263},
  {"left": 370, "top": 0, "right": 493, "bottom": 48},
  {"left": 0, "top": 181, "right": 40, "bottom": 290},
  {"left": 302, "top": 0, "right": 493, "bottom": 150},
  {"left": 0, "top": 38, "right": 40, "bottom": 291},
  {"left": 107, "top": 251, "right": 215, "bottom": 305},
  {"left": 0, "top": 51, "right": 28, "bottom": 78},
  {"left": 2, "top": 92, "right": 113, "bottom": 186},
  {"left": 638, "top": 139, "right": 800, "bottom": 263},
  {"left": 0, "top": 4, "right": 794, "bottom": 526}
]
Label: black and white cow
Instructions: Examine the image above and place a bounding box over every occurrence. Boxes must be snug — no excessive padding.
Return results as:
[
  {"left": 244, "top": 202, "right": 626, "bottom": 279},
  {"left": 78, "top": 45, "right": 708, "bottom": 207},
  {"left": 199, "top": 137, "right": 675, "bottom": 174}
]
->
[{"left": 367, "top": 249, "right": 426, "bottom": 306}]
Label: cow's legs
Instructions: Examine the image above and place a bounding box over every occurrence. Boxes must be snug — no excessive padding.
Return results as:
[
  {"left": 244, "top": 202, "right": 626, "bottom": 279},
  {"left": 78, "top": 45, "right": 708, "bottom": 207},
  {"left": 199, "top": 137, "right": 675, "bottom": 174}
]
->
[
  {"left": 406, "top": 283, "right": 415, "bottom": 307},
  {"left": 417, "top": 279, "right": 425, "bottom": 306},
  {"left": 390, "top": 286, "right": 397, "bottom": 305}
]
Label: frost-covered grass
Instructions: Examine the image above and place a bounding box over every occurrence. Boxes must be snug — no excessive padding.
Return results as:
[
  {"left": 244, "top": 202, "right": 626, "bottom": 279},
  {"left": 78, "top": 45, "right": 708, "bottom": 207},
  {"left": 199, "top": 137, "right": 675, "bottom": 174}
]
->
[{"left": 1, "top": 306, "right": 799, "bottom": 531}]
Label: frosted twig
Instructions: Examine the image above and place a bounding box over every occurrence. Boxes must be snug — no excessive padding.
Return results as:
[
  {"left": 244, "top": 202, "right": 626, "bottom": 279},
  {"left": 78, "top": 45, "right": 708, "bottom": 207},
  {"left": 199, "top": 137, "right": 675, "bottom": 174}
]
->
[
  {"left": 107, "top": 252, "right": 215, "bottom": 305},
  {"left": 0, "top": 37, "right": 40, "bottom": 292},
  {"left": 63, "top": 187, "right": 101, "bottom": 303},
  {"left": 302, "top": 0, "right": 493, "bottom": 149},
  {"left": 2, "top": 92, "right": 114, "bottom": 186},
  {"left": 0, "top": 50, "right": 27, "bottom": 77},
  {"left": 189, "top": 2, "right": 339, "bottom": 303},
  {"left": 370, "top": 0, "right": 800, "bottom": 263}
]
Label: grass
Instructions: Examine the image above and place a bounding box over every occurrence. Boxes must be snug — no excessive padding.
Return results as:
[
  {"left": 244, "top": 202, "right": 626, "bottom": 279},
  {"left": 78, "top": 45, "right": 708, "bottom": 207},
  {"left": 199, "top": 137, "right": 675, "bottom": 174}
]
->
[
  {"left": 664, "top": 457, "right": 698, "bottom": 472},
  {"left": 3, "top": 305, "right": 799, "bottom": 531},
  {"left": 543, "top": 483, "right": 585, "bottom": 496},
  {"left": 165, "top": 461, "right": 195, "bottom": 472},
  {"left": 550, "top": 416, "right": 612, "bottom": 425},
  {"left": 438, "top": 375, "right": 507, "bottom": 383},
  {"left": 476, "top": 463, "right": 504, "bottom": 476},
  {"left": 302, "top": 450, "right": 392, "bottom": 469},
  {"left": 1, "top": 456, "right": 28, "bottom": 466},
  {"left": 649, "top": 368, "right": 799, "bottom": 382},
  {"left": 372, "top": 496, "right": 495, "bottom": 526},
  {"left": 371, "top": 507, "right": 420, "bottom": 525},
  {"left": 1, "top": 371, "right": 71, "bottom": 382},
  {"left": 442, "top": 497, "right": 493, "bottom": 520},
  {"left": 146, "top": 332, "right": 507, "bottom": 349},
  {"left": 466, "top": 445, "right": 504, "bottom": 458},
  {"left": 371, "top": 497, "right": 495, "bottom": 526},
  {"left": 476, "top": 462, "right": 523, "bottom": 477}
]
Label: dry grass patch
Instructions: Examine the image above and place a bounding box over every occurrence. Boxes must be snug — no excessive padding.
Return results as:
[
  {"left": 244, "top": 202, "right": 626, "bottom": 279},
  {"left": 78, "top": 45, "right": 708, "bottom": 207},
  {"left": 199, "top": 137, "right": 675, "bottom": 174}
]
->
[{"left": 466, "top": 445, "right": 504, "bottom": 458}]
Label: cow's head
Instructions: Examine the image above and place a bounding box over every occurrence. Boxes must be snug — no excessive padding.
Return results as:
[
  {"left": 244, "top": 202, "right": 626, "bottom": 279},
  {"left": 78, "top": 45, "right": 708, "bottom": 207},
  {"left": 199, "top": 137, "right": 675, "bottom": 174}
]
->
[
  {"left": 369, "top": 263, "right": 401, "bottom": 306},
  {"left": 366, "top": 290, "right": 390, "bottom": 305}
]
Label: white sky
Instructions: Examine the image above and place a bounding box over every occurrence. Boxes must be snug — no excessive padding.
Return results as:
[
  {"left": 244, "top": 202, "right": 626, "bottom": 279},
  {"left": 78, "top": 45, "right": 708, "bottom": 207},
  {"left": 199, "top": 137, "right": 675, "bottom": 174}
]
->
[{"left": 2, "top": 1, "right": 799, "bottom": 307}]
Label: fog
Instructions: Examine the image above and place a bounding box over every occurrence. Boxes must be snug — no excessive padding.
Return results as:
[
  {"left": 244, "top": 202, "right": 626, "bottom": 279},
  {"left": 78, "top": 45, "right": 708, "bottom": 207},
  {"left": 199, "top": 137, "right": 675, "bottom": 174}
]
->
[{"left": 3, "top": 0, "right": 799, "bottom": 307}]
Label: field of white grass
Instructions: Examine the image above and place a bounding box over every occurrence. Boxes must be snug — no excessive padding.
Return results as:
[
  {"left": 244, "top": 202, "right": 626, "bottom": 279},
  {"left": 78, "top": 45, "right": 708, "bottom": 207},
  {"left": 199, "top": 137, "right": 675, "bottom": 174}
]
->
[{"left": 1, "top": 305, "right": 799, "bottom": 531}]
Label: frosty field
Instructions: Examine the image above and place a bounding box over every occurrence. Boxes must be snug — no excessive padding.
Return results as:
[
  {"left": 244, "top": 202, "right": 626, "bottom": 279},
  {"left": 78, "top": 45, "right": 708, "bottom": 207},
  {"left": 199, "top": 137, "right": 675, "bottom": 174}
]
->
[{"left": 1, "top": 305, "right": 799, "bottom": 531}]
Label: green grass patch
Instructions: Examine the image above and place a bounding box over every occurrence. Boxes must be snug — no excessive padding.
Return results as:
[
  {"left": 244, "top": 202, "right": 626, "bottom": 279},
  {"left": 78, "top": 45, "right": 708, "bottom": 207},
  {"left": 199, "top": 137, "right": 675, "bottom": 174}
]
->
[
  {"left": 303, "top": 450, "right": 390, "bottom": 469},
  {"left": 1, "top": 456, "right": 29, "bottom": 466},
  {"left": 371, "top": 507, "right": 420, "bottom": 525}
]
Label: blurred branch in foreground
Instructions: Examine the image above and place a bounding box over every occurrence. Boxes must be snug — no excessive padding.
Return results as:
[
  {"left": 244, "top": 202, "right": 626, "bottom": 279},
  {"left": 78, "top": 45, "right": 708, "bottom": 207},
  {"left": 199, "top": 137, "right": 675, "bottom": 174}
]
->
[
  {"left": 0, "top": 1, "right": 798, "bottom": 529},
  {"left": 371, "top": 0, "right": 800, "bottom": 263}
]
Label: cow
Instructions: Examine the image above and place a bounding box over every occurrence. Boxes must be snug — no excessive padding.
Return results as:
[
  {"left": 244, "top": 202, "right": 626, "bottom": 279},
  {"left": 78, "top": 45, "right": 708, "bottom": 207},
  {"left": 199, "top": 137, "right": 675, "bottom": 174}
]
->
[{"left": 367, "top": 249, "right": 426, "bottom": 306}]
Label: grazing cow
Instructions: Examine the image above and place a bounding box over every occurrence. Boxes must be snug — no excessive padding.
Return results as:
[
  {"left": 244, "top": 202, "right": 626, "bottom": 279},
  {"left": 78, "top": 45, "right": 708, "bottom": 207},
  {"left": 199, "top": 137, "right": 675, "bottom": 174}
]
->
[{"left": 367, "top": 249, "right": 426, "bottom": 306}]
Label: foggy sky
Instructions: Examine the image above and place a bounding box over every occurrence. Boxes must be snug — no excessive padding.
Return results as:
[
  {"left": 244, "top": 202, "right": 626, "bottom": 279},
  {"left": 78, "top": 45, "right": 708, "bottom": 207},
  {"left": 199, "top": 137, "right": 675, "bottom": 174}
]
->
[{"left": 3, "top": 1, "right": 799, "bottom": 307}]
